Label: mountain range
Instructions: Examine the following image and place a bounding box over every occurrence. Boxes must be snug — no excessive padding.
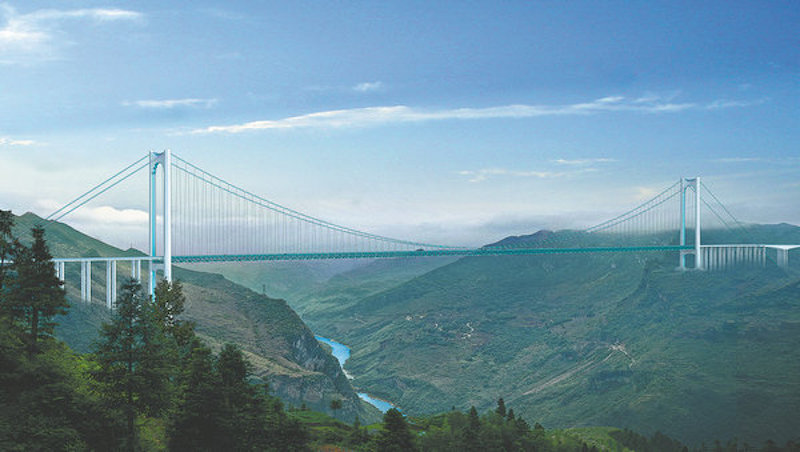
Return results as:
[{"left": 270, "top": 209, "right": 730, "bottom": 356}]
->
[
  {"left": 212, "top": 226, "right": 800, "bottom": 446},
  {"left": 15, "top": 211, "right": 800, "bottom": 445}
]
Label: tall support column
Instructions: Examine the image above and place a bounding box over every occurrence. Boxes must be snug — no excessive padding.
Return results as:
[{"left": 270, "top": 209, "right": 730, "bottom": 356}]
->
[
  {"left": 80, "top": 261, "right": 86, "bottom": 301},
  {"left": 149, "top": 152, "right": 158, "bottom": 295},
  {"left": 56, "top": 261, "right": 65, "bottom": 283},
  {"left": 106, "top": 260, "right": 117, "bottom": 309},
  {"left": 777, "top": 249, "right": 789, "bottom": 269},
  {"left": 163, "top": 149, "right": 172, "bottom": 282},
  {"left": 679, "top": 177, "right": 686, "bottom": 269},
  {"left": 148, "top": 149, "right": 173, "bottom": 294},
  {"left": 83, "top": 261, "right": 92, "bottom": 302},
  {"left": 694, "top": 177, "right": 702, "bottom": 269}
]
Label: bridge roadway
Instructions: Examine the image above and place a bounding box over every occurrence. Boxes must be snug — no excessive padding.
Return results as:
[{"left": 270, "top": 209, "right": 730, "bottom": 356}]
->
[
  {"left": 47, "top": 244, "right": 797, "bottom": 310},
  {"left": 170, "top": 245, "right": 693, "bottom": 263}
]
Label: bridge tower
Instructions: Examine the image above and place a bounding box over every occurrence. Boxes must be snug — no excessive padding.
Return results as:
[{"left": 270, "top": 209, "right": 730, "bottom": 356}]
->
[
  {"left": 679, "top": 176, "right": 702, "bottom": 270},
  {"left": 149, "top": 150, "right": 173, "bottom": 294}
]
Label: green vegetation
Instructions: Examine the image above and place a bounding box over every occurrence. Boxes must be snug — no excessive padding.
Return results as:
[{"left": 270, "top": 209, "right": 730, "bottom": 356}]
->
[
  {"left": 281, "top": 227, "right": 800, "bottom": 446},
  {"left": 0, "top": 212, "right": 308, "bottom": 450},
  {"left": 10, "top": 212, "right": 379, "bottom": 424},
  {"left": 1, "top": 210, "right": 799, "bottom": 451}
]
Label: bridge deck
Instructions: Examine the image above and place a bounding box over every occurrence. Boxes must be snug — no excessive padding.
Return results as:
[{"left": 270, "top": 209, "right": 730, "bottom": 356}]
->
[{"left": 170, "top": 245, "right": 693, "bottom": 263}]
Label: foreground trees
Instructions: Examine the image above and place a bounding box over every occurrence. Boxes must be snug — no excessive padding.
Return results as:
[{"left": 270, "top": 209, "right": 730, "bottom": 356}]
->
[
  {"left": 375, "top": 408, "right": 416, "bottom": 451},
  {"left": 0, "top": 213, "right": 120, "bottom": 450},
  {"left": 169, "top": 342, "right": 307, "bottom": 451},
  {"left": 95, "top": 278, "right": 309, "bottom": 451},
  {"left": 0, "top": 211, "right": 310, "bottom": 450},
  {"left": 3, "top": 226, "right": 68, "bottom": 357},
  {"left": 94, "top": 278, "right": 177, "bottom": 450}
]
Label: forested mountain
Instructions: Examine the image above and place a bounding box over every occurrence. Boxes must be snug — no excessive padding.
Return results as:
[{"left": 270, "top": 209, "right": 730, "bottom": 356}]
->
[
  {"left": 281, "top": 226, "right": 800, "bottom": 446},
  {"left": 9, "top": 211, "right": 799, "bottom": 446},
  {"left": 10, "top": 212, "right": 380, "bottom": 424}
]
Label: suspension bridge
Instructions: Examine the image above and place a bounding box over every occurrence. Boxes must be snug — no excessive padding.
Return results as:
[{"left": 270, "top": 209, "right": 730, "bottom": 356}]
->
[{"left": 39, "top": 150, "right": 798, "bottom": 309}]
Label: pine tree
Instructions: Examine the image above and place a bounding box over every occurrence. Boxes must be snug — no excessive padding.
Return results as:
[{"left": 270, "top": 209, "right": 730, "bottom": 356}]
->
[
  {"left": 152, "top": 279, "right": 195, "bottom": 348},
  {"left": 169, "top": 343, "right": 223, "bottom": 451},
  {"left": 495, "top": 397, "right": 507, "bottom": 417},
  {"left": 94, "top": 278, "right": 176, "bottom": 451},
  {"left": 330, "top": 398, "right": 343, "bottom": 416},
  {"left": 375, "top": 408, "right": 416, "bottom": 452},
  {"left": 5, "top": 226, "right": 67, "bottom": 357},
  {"left": 217, "top": 343, "right": 270, "bottom": 450},
  {"left": 349, "top": 416, "right": 368, "bottom": 447},
  {"left": 0, "top": 210, "right": 14, "bottom": 292},
  {"left": 462, "top": 406, "right": 482, "bottom": 451}
]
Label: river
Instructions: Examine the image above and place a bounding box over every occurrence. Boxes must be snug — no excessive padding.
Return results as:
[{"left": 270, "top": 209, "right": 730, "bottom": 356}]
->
[{"left": 314, "top": 335, "right": 398, "bottom": 413}]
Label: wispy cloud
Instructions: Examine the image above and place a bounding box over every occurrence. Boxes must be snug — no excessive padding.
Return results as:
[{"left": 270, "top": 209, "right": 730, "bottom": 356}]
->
[
  {"left": 458, "top": 167, "right": 597, "bottom": 183},
  {"left": 0, "top": 136, "right": 36, "bottom": 146},
  {"left": 124, "top": 98, "right": 218, "bottom": 109},
  {"left": 705, "top": 98, "right": 767, "bottom": 110},
  {"left": 0, "top": 4, "right": 142, "bottom": 64},
  {"left": 552, "top": 158, "right": 616, "bottom": 165},
  {"left": 353, "top": 81, "right": 384, "bottom": 92},
  {"left": 192, "top": 95, "right": 758, "bottom": 134},
  {"left": 715, "top": 157, "right": 763, "bottom": 163},
  {"left": 714, "top": 156, "right": 800, "bottom": 165}
]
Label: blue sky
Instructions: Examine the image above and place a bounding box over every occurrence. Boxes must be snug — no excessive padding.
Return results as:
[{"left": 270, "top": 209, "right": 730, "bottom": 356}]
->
[{"left": 0, "top": 1, "right": 798, "bottom": 249}]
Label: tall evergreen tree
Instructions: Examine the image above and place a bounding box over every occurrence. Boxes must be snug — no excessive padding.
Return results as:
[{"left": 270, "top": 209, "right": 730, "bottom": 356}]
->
[
  {"left": 4, "top": 226, "right": 67, "bottom": 357},
  {"left": 152, "top": 279, "right": 195, "bottom": 348},
  {"left": 217, "top": 343, "right": 267, "bottom": 450},
  {"left": 330, "top": 398, "right": 343, "bottom": 416},
  {"left": 349, "top": 416, "right": 369, "bottom": 447},
  {"left": 462, "top": 406, "right": 482, "bottom": 451},
  {"left": 0, "top": 210, "right": 14, "bottom": 292},
  {"left": 94, "top": 278, "right": 176, "bottom": 451},
  {"left": 495, "top": 397, "right": 507, "bottom": 417},
  {"left": 169, "top": 343, "right": 223, "bottom": 452},
  {"left": 375, "top": 408, "right": 416, "bottom": 452}
]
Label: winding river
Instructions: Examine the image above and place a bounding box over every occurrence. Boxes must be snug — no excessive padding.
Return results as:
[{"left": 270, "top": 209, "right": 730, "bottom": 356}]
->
[{"left": 315, "top": 335, "right": 398, "bottom": 413}]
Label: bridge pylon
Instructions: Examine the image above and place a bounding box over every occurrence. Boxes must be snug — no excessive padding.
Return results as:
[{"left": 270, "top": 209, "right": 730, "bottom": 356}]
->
[
  {"left": 149, "top": 149, "right": 173, "bottom": 294},
  {"left": 679, "top": 176, "right": 702, "bottom": 270}
]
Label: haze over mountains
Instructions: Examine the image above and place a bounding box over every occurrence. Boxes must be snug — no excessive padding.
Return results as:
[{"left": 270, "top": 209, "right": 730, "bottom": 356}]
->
[
  {"left": 211, "top": 226, "right": 800, "bottom": 446},
  {"left": 20, "top": 211, "right": 800, "bottom": 446}
]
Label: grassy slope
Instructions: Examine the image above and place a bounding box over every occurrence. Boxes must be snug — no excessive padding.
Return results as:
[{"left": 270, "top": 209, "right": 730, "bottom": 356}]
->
[
  {"left": 10, "top": 212, "right": 380, "bottom": 423},
  {"left": 290, "top": 226, "right": 800, "bottom": 446},
  {"left": 195, "top": 256, "right": 457, "bottom": 317}
]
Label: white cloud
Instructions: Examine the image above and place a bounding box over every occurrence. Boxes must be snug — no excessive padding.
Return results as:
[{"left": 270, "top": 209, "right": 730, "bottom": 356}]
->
[
  {"left": 705, "top": 98, "right": 766, "bottom": 110},
  {"left": 192, "top": 95, "right": 757, "bottom": 134},
  {"left": 552, "top": 158, "right": 615, "bottom": 165},
  {"left": 0, "top": 136, "right": 36, "bottom": 146},
  {"left": 715, "top": 157, "right": 763, "bottom": 163},
  {"left": 458, "top": 167, "right": 597, "bottom": 183},
  {"left": 714, "top": 157, "right": 800, "bottom": 165},
  {"left": 0, "top": 4, "right": 142, "bottom": 64},
  {"left": 29, "top": 8, "right": 142, "bottom": 22},
  {"left": 125, "top": 98, "right": 218, "bottom": 109},
  {"left": 353, "top": 81, "right": 384, "bottom": 92},
  {"left": 68, "top": 205, "right": 148, "bottom": 225}
]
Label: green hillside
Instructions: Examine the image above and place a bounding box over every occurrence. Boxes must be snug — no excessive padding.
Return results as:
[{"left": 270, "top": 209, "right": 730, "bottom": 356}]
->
[
  {"left": 290, "top": 226, "right": 800, "bottom": 446},
  {"left": 196, "top": 256, "right": 457, "bottom": 315},
  {"left": 11, "top": 212, "right": 381, "bottom": 424}
]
